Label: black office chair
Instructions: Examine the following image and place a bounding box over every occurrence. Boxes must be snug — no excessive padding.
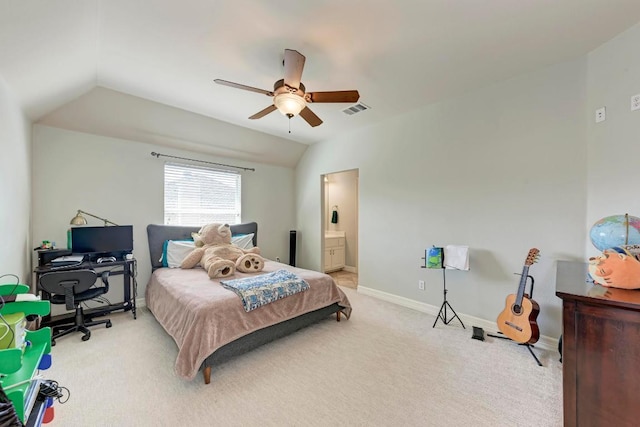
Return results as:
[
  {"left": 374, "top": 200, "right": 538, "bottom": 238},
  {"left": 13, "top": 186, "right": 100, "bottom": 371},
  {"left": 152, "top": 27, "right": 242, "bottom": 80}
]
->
[{"left": 38, "top": 269, "right": 112, "bottom": 344}]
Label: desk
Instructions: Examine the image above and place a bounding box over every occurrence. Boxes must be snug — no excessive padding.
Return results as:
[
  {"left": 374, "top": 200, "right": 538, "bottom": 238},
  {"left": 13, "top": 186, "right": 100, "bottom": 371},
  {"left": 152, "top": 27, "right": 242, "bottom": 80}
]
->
[
  {"left": 556, "top": 260, "right": 640, "bottom": 426},
  {"left": 34, "top": 258, "right": 137, "bottom": 326}
]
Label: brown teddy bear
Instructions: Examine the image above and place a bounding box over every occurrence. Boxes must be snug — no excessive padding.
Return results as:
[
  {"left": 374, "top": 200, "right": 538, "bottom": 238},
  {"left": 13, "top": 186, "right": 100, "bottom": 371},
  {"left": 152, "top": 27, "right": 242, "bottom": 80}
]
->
[{"left": 180, "top": 223, "right": 264, "bottom": 279}]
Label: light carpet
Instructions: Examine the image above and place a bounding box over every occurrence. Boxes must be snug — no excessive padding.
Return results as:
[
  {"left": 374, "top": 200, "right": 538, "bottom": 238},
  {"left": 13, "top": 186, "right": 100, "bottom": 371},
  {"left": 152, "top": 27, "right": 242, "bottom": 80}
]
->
[{"left": 45, "top": 286, "right": 562, "bottom": 426}]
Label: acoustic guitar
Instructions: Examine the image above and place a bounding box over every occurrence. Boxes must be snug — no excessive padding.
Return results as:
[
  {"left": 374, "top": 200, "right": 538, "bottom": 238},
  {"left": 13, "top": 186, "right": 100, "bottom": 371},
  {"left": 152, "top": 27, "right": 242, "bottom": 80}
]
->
[{"left": 496, "top": 248, "right": 540, "bottom": 344}]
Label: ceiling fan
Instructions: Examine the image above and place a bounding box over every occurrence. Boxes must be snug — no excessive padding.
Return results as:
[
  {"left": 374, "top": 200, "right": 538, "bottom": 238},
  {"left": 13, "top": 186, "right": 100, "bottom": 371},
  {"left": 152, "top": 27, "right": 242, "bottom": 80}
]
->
[{"left": 214, "top": 49, "right": 360, "bottom": 127}]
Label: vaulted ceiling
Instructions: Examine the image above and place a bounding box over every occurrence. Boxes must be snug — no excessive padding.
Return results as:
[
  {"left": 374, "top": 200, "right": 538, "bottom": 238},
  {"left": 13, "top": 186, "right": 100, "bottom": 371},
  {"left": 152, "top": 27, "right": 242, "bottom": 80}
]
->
[{"left": 2, "top": 1, "right": 640, "bottom": 165}]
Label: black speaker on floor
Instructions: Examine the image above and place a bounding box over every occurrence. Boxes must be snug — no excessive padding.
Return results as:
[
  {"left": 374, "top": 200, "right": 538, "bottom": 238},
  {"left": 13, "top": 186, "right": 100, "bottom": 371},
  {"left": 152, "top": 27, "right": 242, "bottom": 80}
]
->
[{"left": 289, "top": 230, "right": 297, "bottom": 267}]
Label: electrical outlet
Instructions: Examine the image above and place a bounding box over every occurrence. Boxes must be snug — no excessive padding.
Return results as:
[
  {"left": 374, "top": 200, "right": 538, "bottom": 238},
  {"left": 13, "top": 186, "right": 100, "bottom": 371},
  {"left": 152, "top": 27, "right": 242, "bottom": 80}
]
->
[
  {"left": 418, "top": 280, "right": 425, "bottom": 290},
  {"left": 595, "top": 107, "right": 606, "bottom": 123},
  {"left": 631, "top": 94, "right": 640, "bottom": 111}
]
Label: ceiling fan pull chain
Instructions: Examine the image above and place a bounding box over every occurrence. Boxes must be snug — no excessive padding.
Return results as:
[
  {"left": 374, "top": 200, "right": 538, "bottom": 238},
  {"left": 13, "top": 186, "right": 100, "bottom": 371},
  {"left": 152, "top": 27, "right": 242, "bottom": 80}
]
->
[{"left": 289, "top": 117, "right": 291, "bottom": 134}]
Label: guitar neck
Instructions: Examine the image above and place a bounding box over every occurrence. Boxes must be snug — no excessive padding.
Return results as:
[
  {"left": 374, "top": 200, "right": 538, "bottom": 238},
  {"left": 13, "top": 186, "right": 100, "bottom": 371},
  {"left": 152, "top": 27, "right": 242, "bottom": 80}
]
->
[{"left": 514, "top": 265, "right": 530, "bottom": 307}]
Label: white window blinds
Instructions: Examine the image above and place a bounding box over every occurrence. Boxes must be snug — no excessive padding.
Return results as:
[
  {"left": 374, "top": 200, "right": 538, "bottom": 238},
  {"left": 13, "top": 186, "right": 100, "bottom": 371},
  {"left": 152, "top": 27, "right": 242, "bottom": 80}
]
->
[{"left": 164, "top": 162, "right": 241, "bottom": 226}]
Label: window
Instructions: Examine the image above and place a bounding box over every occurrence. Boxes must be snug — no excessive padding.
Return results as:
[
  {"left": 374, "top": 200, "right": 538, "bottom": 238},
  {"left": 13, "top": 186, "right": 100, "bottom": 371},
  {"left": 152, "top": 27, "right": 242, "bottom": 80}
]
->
[{"left": 164, "top": 162, "right": 241, "bottom": 226}]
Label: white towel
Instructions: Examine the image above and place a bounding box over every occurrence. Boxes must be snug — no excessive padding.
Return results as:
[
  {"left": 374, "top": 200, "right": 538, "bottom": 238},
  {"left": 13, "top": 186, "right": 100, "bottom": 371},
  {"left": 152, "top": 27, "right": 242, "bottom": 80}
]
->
[{"left": 444, "top": 245, "right": 469, "bottom": 270}]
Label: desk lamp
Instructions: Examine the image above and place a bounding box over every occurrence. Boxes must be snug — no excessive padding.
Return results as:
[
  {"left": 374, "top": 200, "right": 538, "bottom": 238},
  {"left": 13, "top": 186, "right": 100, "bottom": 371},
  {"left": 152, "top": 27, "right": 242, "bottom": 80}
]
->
[{"left": 70, "top": 210, "right": 119, "bottom": 226}]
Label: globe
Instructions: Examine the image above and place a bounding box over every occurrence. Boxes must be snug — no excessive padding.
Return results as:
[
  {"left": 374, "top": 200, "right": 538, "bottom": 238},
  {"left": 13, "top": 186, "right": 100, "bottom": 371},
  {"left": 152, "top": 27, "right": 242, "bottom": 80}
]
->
[{"left": 589, "top": 214, "right": 640, "bottom": 251}]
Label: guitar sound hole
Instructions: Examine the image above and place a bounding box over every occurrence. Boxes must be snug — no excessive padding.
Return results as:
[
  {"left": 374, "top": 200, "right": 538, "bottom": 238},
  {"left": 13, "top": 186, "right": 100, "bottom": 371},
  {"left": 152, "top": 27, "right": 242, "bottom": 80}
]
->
[{"left": 512, "top": 305, "right": 522, "bottom": 315}]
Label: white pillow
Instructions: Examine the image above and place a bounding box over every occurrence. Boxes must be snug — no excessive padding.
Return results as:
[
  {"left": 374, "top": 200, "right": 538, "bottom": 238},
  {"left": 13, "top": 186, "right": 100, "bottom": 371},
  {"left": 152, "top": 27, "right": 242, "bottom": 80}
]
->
[
  {"left": 166, "top": 240, "right": 196, "bottom": 268},
  {"left": 160, "top": 233, "right": 254, "bottom": 268},
  {"left": 232, "top": 233, "right": 255, "bottom": 249}
]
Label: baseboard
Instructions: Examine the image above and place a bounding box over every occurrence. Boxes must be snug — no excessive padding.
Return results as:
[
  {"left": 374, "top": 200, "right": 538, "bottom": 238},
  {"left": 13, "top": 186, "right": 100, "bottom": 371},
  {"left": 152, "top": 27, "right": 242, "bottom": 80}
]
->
[
  {"left": 343, "top": 265, "right": 357, "bottom": 273},
  {"left": 357, "top": 286, "right": 558, "bottom": 353},
  {"left": 136, "top": 297, "right": 146, "bottom": 308}
]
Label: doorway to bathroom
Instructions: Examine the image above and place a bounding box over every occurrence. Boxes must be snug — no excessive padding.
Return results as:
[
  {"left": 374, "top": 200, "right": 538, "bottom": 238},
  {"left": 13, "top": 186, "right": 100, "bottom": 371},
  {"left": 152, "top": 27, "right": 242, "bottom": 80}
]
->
[{"left": 322, "top": 169, "right": 359, "bottom": 289}]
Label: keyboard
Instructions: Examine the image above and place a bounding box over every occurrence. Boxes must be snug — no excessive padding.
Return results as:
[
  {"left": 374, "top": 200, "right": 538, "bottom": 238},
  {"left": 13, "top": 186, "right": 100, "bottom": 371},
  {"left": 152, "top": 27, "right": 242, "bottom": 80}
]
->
[{"left": 51, "top": 255, "right": 85, "bottom": 265}]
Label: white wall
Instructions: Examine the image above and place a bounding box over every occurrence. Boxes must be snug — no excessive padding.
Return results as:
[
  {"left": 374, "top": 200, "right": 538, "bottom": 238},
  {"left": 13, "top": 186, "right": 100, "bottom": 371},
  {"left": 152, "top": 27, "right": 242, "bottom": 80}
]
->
[
  {"left": 586, "top": 22, "right": 640, "bottom": 258},
  {"left": 32, "top": 125, "right": 296, "bottom": 301},
  {"left": 0, "top": 74, "right": 32, "bottom": 283},
  {"left": 297, "top": 57, "right": 589, "bottom": 340}
]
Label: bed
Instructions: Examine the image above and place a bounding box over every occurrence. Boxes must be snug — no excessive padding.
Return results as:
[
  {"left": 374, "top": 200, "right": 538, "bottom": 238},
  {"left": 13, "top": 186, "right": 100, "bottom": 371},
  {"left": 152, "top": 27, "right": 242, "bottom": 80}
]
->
[{"left": 145, "top": 222, "right": 352, "bottom": 384}]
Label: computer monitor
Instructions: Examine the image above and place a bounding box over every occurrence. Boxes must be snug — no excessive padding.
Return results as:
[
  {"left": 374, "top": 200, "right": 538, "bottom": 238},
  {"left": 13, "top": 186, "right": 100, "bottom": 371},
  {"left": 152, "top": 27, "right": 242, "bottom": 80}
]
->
[{"left": 71, "top": 225, "right": 134, "bottom": 258}]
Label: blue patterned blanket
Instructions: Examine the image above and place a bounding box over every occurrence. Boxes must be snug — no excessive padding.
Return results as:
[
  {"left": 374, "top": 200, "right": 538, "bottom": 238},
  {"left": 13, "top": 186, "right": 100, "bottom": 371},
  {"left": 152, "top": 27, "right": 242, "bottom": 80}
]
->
[{"left": 220, "top": 269, "right": 310, "bottom": 312}]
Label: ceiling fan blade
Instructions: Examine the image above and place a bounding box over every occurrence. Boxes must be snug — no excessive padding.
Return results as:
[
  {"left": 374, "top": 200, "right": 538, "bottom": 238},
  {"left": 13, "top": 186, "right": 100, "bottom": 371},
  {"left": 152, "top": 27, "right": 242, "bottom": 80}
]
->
[
  {"left": 214, "top": 79, "right": 273, "bottom": 96},
  {"left": 306, "top": 90, "right": 360, "bottom": 103},
  {"left": 299, "top": 106, "right": 323, "bottom": 127},
  {"left": 249, "top": 104, "right": 277, "bottom": 120},
  {"left": 284, "top": 49, "right": 305, "bottom": 90}
]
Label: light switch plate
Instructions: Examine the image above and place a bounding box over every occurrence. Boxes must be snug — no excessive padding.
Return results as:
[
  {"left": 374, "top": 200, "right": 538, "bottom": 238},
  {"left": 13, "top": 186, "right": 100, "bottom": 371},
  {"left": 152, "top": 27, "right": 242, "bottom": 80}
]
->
[{"left": 595, "top": 107, "right": 606, "bottom": 123}]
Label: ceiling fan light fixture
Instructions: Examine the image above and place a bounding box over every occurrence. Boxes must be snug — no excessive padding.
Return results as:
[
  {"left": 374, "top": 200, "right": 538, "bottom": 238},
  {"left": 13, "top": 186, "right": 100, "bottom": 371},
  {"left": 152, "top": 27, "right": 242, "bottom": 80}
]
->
[
  {"left": 214, "top": 49, "right": 358, "bottom": 127},
  {"left": 274, "top": 92, "right": 306, "bottom": 117}
]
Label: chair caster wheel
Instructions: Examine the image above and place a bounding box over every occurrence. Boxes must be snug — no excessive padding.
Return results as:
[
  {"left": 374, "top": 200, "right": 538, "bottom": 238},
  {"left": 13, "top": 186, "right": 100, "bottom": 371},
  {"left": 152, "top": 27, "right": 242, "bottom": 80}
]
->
[
  {"left": 51, "top": 340, "right": 56, "bottom": 346},
  {"left": 82, "top": 334, "right": 91, "bottom": 341},
  {"left": 106, "top": 321, "right": 112, "bottom": 328}
]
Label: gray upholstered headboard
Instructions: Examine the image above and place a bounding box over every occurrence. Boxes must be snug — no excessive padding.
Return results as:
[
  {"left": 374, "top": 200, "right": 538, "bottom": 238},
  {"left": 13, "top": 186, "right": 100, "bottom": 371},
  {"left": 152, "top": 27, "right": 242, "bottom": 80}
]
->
[{"left": 146, "top": 222, "right": 258, "bottom": 270}]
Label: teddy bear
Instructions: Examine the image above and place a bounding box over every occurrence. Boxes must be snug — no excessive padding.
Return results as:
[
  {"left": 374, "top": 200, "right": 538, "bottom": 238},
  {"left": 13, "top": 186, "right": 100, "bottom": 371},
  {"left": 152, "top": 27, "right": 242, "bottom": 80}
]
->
[
  {"left": 588, "top": 247, "right": 640, "bottom": 289},
  {"left": 180, "top": 223, "right": 265, "bottom": 279}
]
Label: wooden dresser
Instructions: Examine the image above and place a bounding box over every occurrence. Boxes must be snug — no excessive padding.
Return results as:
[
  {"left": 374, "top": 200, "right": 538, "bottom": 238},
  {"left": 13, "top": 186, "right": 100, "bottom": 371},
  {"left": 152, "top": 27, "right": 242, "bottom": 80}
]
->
[{"left": 556, "top": 261, "right": 640, "bottom": 427}]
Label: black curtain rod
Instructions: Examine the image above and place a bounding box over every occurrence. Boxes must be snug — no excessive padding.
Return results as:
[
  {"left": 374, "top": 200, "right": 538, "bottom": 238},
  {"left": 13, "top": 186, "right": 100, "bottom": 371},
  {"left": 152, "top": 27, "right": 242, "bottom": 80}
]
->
[{"left": 150, "top": 152, "right": 255, "bottom": 172}]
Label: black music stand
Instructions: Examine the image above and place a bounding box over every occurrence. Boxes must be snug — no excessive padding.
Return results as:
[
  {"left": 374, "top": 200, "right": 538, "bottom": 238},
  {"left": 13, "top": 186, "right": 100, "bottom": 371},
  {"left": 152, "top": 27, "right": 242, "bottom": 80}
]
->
[
  {"left": 433, "top": 267, "right": 465, "bottom": 329},
  {"left": 421, "top": 249, "right": 466, "bottom": 329},
  {"left": 487, "top": 274, "right": 542, "bottom": 366}
]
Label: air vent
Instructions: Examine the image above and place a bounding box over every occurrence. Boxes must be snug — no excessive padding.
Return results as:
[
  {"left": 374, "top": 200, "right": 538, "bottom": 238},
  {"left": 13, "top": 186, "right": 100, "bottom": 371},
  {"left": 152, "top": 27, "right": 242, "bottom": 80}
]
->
[{"left": 342, "top": 102, "right": 370, "bottom": 115}]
